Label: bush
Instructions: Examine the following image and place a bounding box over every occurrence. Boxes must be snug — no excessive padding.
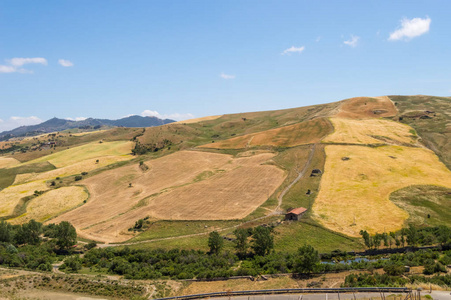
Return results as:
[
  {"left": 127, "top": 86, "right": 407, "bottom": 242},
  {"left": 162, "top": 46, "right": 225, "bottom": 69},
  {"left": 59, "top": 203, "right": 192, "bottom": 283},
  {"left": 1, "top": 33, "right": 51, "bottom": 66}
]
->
[{"left": 74, "top": 175, "right": 83, "bottom": 181}]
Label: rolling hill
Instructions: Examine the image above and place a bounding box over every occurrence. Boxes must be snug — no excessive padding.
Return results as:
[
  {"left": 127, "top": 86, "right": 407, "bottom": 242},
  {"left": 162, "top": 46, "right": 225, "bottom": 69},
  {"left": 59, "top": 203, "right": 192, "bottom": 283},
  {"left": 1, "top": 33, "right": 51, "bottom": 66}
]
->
[
  {"left": 0, "top": 95, "right": 449, "bottom": 251},
  {"left": 0, "top": 115, "right": 175, "bottom": 141}
]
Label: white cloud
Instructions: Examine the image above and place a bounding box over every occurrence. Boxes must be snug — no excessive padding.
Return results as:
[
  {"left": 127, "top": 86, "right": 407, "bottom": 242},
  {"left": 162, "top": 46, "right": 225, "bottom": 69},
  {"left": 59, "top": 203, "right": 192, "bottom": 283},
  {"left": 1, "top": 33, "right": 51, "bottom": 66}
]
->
[
  {"left": 0, "top": 116, "right": 43, "bottom": 132},
  {"left": 66, "top": 117, "right": 87, "bottom": 121},
  {"left": 0, "top": 57, "right": 47, "bottom": 74},
  {"left": 140, "top": 110, "right": 194, "bottom": 121},
  {"left": 281, "top": 46, "right": 305, "bottom": 55},
  {"left": 58, "top": 59, "right": 74, "bottom": 67},
  {"left": 389, "top": 17, "right": 431, "bottom": 41},
  {"left": 343, "top": 35, "right": 360, "bottom": 47},
  {"left": 220, "top": 73, "right": 235, "bottom": 79}
]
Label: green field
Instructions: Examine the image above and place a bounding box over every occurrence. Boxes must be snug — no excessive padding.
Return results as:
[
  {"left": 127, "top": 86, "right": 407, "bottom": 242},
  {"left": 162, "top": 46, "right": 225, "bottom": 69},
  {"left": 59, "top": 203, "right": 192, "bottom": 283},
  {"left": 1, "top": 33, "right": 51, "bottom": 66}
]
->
[
  {"left": 390, "top": 185, "right": 451, "bottom": 227},
  {"left": 0, "top": 161, "right": 55, "bottom": 189}
]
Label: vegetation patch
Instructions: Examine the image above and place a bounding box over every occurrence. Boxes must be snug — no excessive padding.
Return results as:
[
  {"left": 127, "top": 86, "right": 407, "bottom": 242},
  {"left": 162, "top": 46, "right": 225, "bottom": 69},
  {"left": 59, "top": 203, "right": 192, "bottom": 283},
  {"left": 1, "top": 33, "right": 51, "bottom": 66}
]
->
[
  {"left": 390, "top": 185, "right": 451, "bottom": 227},
  {"left": 0, "top": 180, "right": 49, "bottom": 217},
  {"left": 0, "top": 161, "right": 55, "bottom": 189}
]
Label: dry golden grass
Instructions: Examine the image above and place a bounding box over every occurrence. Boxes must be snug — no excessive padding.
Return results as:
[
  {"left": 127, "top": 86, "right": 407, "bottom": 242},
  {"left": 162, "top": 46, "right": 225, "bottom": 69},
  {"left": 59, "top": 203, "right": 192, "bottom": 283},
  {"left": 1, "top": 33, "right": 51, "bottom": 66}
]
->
[
  {"left": 174, "top": 115, "right": 222, "bottom": 124},
  {"left": 0, "top": 181, "right": 48, "bottom": 217},
  {"left": 13, "top": 155, "right": 133, "bottom": 185},
  {"left": 200, "top": 118, "right": 332, "bottom": 149},
  {"left": 323, "top": 118, "right": 417, "bottom": 145},
  {"left": 51, "top": 151, "right": 285, "bottom": 243},
  {"left": 9, "top": 186, "right": 88, "bottom": 224},
  {"left": 312, "top": 145, "right": 451, "bottom": 237},
  {"left": 71, "top": 130, "right": 108, "bottom": 136},
  {"left": 335, "top": 96, "right": 397, "bottom": 119},
  {"left": 22, "top": 141, "right": 134, "bottom": 168},
  {"left": 0, "top": 157, "right": 20, "bottom": 168}
]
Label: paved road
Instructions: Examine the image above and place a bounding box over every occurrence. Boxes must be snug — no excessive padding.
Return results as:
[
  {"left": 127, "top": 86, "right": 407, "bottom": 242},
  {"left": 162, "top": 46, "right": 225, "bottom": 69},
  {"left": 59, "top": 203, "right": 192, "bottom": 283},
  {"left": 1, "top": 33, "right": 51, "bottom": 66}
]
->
[{"left": 211, "top": 291, "right": 451, "bottom": 300}]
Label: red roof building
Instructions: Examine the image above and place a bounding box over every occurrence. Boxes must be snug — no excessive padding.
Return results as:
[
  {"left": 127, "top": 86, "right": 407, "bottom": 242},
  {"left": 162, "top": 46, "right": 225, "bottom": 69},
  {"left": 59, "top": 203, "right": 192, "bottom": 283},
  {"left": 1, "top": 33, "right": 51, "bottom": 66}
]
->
[{"left": 285, "top": 207, "right": 307, "bottom": 221}]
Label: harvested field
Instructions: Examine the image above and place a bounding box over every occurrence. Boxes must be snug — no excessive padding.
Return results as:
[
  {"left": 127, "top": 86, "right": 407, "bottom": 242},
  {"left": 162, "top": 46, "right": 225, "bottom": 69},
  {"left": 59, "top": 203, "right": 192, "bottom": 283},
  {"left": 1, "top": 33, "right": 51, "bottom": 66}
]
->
[
  {"left": 0, "top": 157, "right": 20, "bottom": 168},
  {"left": 51, "top": 151, "right": 285, "bottom": 243},
  {"left": 174, "top": 115, "right": 222, "bottom": 124},
  {"left": 13, "top": 155, "right": 133, "bottom": 185},
  {"left": 335, "top": 96, "right": 397, "bottom": 119},
  {"left": 323, "top": 118, "right": 417, "bottom": 145},
  {"left": 200, "top": 118, "right": 332, "bottom": 149},
  {"left": 10, "top": 186, "right": 88, "bottom": 224},
  {"left": 22, "top": 141, "right": 134, "bottom": 168},
  {"left": 312, "top": 145, "right": 451, "bottom": 237},
  {"left": 0, "top": 181, "right": 48, "bottom": 217}
]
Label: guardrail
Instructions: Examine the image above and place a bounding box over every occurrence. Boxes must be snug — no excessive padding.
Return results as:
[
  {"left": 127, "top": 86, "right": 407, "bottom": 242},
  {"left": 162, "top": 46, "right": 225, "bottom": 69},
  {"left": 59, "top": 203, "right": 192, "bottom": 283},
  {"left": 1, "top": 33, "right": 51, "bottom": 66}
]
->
[{"left": 156, "top": 287, "right": 411, "bottom": 300}]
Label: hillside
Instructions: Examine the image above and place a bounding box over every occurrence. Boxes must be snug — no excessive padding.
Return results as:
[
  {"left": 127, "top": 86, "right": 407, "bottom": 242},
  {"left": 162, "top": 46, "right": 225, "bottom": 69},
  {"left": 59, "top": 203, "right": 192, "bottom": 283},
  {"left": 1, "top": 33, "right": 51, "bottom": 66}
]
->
[
  {"left": 0, "top": 95, "right": 449, "bottom": 251},
  {"left": 0, "top": 115, "right": 175, "bottom": 141}
]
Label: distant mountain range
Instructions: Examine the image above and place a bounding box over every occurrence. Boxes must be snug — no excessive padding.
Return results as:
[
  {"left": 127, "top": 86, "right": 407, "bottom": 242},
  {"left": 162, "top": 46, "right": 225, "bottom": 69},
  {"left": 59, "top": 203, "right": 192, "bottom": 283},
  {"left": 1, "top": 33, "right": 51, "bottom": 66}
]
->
[{"left": 0, "top": 115, "right": 175, "bottom": 141}]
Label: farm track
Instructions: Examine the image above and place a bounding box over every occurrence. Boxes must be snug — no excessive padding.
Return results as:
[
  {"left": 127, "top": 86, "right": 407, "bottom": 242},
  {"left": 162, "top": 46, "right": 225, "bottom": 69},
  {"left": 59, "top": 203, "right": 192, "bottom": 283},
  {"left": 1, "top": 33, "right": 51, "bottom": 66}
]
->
[{"left": 97, "top": 144, "right": 316, "bottom": 248}]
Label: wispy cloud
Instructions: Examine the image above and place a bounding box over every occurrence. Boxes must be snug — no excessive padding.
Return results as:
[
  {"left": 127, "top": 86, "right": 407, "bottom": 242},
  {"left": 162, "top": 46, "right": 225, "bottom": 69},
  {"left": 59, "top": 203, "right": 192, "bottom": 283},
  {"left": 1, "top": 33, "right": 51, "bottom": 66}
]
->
[
  {"left": 389, "top": 17, "right": 431, "bottom": 41},
  {"left": 220, "top": 73, "right": 235, "bottom": 80},
  {"left": 0, "top": 57, "right": 47, "bottom": 74},
  {"left": 58, "top": 59, "right": 74, "bottom": 67},
  {"left": 140, "top": 110, "right": 195, "bottom": 121},
  {"left": 315, "top": 36, "right": 321, "bottom": 42},
  {"left": 0, "top": 116, "right": 43, "bottom": 132},
  {"left": 343, "top": 35, "right": 360, "bottom": 47},
  {"left": 281, "top": 46, "right": 305, "bottom": 55}
]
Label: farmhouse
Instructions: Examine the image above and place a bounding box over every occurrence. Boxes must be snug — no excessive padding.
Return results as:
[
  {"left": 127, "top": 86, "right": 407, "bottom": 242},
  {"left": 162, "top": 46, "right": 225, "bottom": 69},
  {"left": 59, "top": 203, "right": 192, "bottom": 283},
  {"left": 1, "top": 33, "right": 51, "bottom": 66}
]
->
[{"left": 285, "top": 207, "right": 307, "bottom": 221}]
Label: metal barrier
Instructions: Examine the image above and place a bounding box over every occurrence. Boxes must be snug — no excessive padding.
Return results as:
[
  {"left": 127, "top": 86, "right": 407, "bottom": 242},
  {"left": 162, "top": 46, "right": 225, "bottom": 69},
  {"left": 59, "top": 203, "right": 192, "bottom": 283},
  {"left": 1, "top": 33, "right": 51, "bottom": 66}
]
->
[{"left": 156, "top": 287, "right": 411, "bottom": 300}]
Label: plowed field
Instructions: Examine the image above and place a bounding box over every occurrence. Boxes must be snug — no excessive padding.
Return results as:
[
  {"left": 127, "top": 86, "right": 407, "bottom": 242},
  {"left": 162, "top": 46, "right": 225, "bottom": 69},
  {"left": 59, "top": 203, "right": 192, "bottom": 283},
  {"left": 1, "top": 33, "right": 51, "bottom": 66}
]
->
[{"left": 50, "top": 151, "right": 285, "bottom": 243}]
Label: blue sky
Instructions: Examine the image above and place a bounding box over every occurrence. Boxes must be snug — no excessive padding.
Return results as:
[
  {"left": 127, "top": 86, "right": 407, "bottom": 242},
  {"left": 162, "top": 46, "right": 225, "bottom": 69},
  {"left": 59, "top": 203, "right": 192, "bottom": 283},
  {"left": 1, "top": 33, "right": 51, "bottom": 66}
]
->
[{"left": 0, "top": 0, "right": 450, "bottom": 131}]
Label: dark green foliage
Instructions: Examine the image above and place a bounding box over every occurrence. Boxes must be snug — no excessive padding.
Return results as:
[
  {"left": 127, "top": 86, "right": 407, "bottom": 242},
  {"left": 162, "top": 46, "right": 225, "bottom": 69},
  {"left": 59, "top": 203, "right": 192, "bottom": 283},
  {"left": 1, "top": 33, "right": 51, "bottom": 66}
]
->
[
  {"left": 383, "top": 261, "right": 405, "bottom": 276},
  {"left": 251, "top": 226, "right": 274, "bottom": 256},
  {"left": 208, "top": 231, "right": 224, "bottom": 254},
  {"left": 74, "top": 175, "right": 82, "bottom": 181},
  {"left": 294, "top": 244, "right": 320, "bottom": 274},
  {"left": 60, "top": 256, "right": 82, "bottom": 272},
  {"left": 55, "top": 221, "right": 77, "bottom": 250},
  {"left": 233, "top": 228, "right": 250, "bottom": 256}
]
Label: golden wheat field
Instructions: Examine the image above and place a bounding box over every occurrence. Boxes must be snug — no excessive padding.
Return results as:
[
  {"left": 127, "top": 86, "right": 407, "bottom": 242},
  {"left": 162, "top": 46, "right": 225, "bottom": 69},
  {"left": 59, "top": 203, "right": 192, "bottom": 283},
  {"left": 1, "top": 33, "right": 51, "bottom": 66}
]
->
[
  {"left": 322, "top": 117, "right": 417, "bottom": 145},
  {"left": 13, "top": 155, "right": 133, "bottom": 185},
  {"left": 22, "top": 141, "right": 134, "bottom": 168},
  {"left": 0, "top": 181, "right": 48, "bottom": 217},
  {"left": 10, "top": 186, "right": 88, "bottom": 224},
  {"left": 0, "top": 157, "right": 20, "bottom": 168},
  {"left": 50, "top": 150, "right": 285, "bottom": 243},
  {"left": 175, "top": 115, "right": 222, "bottom": 124},
  {"left": 312, "top": 145, "right": 451, "bottom": 237},
  {"left": 200, "top": 118, "right": 332, "bottom": 149}
]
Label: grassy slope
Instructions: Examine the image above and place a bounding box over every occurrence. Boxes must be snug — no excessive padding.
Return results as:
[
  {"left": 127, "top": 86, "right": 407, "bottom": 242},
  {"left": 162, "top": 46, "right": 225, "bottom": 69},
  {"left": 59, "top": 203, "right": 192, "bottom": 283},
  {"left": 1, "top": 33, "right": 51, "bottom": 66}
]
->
[
  {"left": 388, "top": 95, "right": 451, "bottom": 169},
  {"left": 0, "top": 161, "right": 55, "bottom": 189},
  {"left": 390, "top": 185, "right": 451, "bottom": 227}
]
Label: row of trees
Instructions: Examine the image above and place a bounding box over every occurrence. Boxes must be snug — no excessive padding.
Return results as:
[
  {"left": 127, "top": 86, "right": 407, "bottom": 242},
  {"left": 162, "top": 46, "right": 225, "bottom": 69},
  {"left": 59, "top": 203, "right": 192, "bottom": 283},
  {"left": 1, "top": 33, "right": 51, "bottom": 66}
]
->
[
  {"left": 208, "top": 226, "right": 275, "bottom": 257},
  {"left": 0, "top": 220, "right": 77, "bottom": 250},
  {"left": 359, "top": 225, "right": 451, "bottom": 249}
]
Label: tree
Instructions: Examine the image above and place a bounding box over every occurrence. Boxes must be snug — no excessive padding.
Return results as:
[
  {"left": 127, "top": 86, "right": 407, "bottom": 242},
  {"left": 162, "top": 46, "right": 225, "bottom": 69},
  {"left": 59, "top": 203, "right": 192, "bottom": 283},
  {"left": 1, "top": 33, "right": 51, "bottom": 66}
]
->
[
  {"left": 295, "top": 244, "right": 320, "bottom": 274},
  {"left": 208, "top": 231, "right": 223, "bottom": 254},
  {"left": 0, "top": 220, "right": 11, "bottom": 243},
  {"left": 406, "top": 225, "right": 418, "bottom": 247},
  {"left": 16, "top": 219, "right": 42, "bottom": 245},
  {"left": 251, "top": 226, "right": 274, "bottom": 256},
  {"left": 234, "top": 228, "right": 250, "bottom": 256},
  {"left": 359, "top": 230, "right": 372, "bottom": 249},
  {"left": 55, "top": 221, "right": 77, "bottom": 250}
]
